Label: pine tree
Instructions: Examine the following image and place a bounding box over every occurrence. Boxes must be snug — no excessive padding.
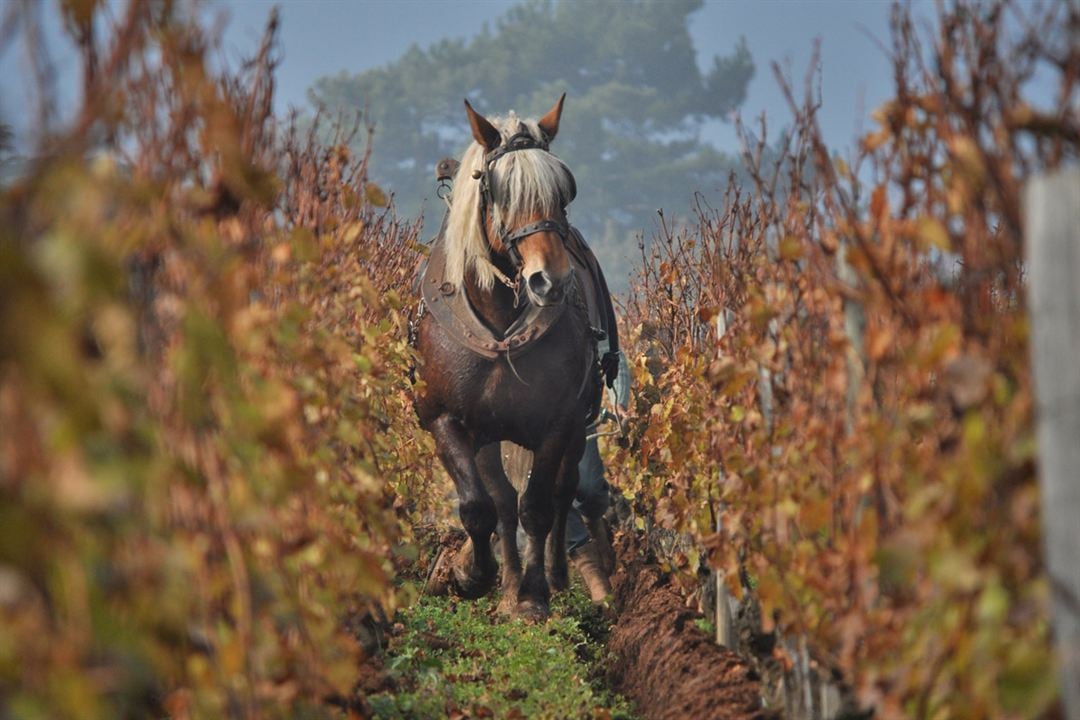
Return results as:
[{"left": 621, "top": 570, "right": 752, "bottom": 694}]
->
[{"left": 309, "top": 0, "right": 753, "bottom": 282}]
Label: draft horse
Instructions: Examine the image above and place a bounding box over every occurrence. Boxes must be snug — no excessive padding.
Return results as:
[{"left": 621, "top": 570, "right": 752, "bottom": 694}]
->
[{"left": 414, "top": 95, "right": 612, "bottom": 620}]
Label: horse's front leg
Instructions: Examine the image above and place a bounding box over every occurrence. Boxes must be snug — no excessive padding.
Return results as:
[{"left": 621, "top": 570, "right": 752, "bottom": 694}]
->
[
  {"left": 546, "top": 444, "right": 582, "bottom": 593},
  {"left": 517, "top": 430, "right": 580, "bottom": 620},
  {"left": 429, "top": 415, "right": 498, "bottom": 598},
  {"left": 475, "top": 443, "right": 523, "bottom": 614}
]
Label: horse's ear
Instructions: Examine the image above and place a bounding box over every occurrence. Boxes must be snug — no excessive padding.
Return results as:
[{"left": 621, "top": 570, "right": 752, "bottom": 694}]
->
[
  {"left": 464, "top": 99, "right": 501, "bottom": 151},
  {"left": 537, "top": 93, "right": 566, "bottom": 142}
]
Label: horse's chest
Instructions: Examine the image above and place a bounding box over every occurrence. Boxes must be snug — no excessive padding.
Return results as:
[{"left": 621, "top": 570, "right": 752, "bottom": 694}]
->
[
  {"left": 455, "top": 353, "right": 578, "bottom": 435},
  {"left": 477, "top": 359, "right": 570, "bottom": 414},
  {"left": 415, "top": 314, "right": 590, "bottom": 444}
]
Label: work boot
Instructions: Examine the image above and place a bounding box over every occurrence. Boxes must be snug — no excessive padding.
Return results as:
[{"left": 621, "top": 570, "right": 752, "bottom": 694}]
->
[
  {"left": 570, "top": 540, "right": 612, "bottom": 603},
  {"left": 585, "top": 515, "right": 615, "bottom": 576}
]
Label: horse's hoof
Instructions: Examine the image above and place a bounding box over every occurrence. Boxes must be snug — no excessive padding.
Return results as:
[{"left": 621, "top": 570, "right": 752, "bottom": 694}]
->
[
  {"left": 496, "top": 575, "right": 522, "bottom": 616},
  {"left": 451, "top": 565, "right": 497, "bottom": 599},
  {"left": 425, "top": 574, "right": 451, "bottom": 597},
  {"left": 496, "top": 592, "right": 519, "bottom": 617},
  {"left": 512, "top": 598, "right": 550, "bottom": 623}
]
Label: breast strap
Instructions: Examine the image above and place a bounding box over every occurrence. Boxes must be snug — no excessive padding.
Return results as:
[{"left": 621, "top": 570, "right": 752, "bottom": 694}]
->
[{"left": 421, "top": 236, "right": 571, "bottom": 360}]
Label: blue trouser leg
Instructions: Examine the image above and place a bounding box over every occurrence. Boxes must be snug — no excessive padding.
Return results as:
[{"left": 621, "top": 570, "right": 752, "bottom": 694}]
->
[{"left": 566, "top": 437, "right": 609, "bottom": 554}]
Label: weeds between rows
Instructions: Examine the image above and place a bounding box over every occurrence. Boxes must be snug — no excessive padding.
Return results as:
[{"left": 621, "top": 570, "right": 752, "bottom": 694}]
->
[{"left": 367, "top": 591, "right": 634, "bottom": 720}]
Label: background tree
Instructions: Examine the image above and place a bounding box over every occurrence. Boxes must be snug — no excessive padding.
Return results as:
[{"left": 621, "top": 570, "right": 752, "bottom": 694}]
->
[
  {"left": 0, "top": 124, "right": 15, "bottom": 183},
  {"left": 308, "top": 0, "right": 753, "bottom": 285}
]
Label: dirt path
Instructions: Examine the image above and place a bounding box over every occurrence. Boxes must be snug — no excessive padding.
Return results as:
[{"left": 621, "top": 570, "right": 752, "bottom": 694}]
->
[{"left": 360, "top": 528, "right": 768, "bottom": 719}]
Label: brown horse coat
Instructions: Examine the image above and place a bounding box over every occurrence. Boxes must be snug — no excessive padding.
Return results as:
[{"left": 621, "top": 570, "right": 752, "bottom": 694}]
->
[{"left": 412, "top": 97, "right": 615, "bottom": 619}]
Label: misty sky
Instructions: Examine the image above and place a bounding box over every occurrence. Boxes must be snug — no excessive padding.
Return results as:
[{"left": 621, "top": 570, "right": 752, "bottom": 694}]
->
[
  {"left": 1, "top": 0, "right": 906, "bottom": 157},
  {"left": 220, "top": 0, "right": 900, "bottom": 154}
]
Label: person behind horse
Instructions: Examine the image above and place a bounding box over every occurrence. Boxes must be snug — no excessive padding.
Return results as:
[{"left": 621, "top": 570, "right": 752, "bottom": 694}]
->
[{"left": 566, "top": 343, "right": 629, "bottom": 602}]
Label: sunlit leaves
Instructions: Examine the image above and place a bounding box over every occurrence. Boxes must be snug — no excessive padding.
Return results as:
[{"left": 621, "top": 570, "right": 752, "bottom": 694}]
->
[
  {"left": 609, "top": 1, "right": 1070, "bottom": 716},
  {"left": 0, "top": 6, "right": 434, "bottom": 719}
]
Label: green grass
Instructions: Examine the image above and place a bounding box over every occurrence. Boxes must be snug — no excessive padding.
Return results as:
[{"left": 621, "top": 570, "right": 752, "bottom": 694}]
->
[{"left": 368, "top": 589, "right": 636, "bottom": 720}]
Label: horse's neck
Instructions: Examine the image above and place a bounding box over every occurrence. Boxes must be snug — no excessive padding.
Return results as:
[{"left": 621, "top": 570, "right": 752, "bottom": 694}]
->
[{"left": 464, "top": 261, "right": 520, "bottom": 334}]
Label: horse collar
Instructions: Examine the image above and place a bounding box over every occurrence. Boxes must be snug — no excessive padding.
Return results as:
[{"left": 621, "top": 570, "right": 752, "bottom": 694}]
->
[{"left": 421, "top": 235, "right": 570, "bottom": 360}]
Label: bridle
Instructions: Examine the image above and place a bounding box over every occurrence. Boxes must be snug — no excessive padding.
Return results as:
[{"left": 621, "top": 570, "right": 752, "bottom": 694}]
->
[{"left": 472, "top": 129, "right": 577, "bottom": 276}]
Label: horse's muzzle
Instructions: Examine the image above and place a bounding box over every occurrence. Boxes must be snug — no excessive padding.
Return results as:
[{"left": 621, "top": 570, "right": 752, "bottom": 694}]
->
[{"left": 525, "top": 269, "right": 570, "bottom": 306}]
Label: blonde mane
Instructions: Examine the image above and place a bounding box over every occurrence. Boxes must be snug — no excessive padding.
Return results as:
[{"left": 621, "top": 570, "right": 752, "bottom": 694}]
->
[{"left": 444, "top": 111, "right": 575, "bottom": 291}]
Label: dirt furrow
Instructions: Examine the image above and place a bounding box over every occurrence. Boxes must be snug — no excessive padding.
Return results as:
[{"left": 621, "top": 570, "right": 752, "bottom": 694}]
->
[{"left": 605, "top": 535, "right": 770, "bottom": 720}]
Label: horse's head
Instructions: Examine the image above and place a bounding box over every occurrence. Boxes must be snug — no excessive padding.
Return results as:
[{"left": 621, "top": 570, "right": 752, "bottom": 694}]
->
[{"left": 447, "top": 95, "right": 577, "bottom": 306}]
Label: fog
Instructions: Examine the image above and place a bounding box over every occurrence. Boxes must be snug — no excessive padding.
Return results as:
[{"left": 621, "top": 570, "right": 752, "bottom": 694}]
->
[
  {"left": 219, "top": 0, "right": 897, "bottom": 153},
  {"left": 1, "top": 0, "right": 898, "bottom": 159}
]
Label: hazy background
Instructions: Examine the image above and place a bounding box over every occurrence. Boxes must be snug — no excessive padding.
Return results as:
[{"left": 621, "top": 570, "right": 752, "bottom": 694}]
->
[
  {"left": 219, "top": 0, "right": 896, "bottom": 152},
  {"left": 1, "top": 0, "right": 905, "bottom": 285},
  {"left": 224, "top": 0, "right": 901, "bottom": 284},
  {"left": 0, "top": 1, "right": 898, "bottom": 147}
]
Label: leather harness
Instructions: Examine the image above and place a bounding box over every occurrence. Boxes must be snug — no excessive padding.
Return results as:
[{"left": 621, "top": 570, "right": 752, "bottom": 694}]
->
[
  {"left": 416, "top": 131, "right": 618, "bottom": 391},
  {"left": 420, "top": 235, "right": 571, "bottom": 360}
]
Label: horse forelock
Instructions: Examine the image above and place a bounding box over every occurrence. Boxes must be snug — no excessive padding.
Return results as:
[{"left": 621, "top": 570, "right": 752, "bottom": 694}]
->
[{"left": 444, "top": 113, "right": 574, "bottom": 291}]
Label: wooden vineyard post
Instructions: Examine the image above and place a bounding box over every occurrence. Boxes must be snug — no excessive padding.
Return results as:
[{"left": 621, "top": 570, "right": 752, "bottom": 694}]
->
[
  {"left": 1025, "top": 167, "right": 1080, "bottom": 719},
  {"left": 714, "top": 309, "right": 735, "bottom": 649}
]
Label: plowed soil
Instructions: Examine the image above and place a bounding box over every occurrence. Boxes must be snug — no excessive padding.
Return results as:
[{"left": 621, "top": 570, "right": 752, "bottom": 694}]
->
[{"left": 606, "top": 534, "right": 770, "bottom": 720}]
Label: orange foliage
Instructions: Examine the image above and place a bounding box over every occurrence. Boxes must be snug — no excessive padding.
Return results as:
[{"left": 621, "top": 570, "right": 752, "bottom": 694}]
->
[
  {"left": 0, "top": 7, "right": 434, "bottom": 718},
  {"left": 614, "top": 2, "right": 1076, "bottom": 716}
]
